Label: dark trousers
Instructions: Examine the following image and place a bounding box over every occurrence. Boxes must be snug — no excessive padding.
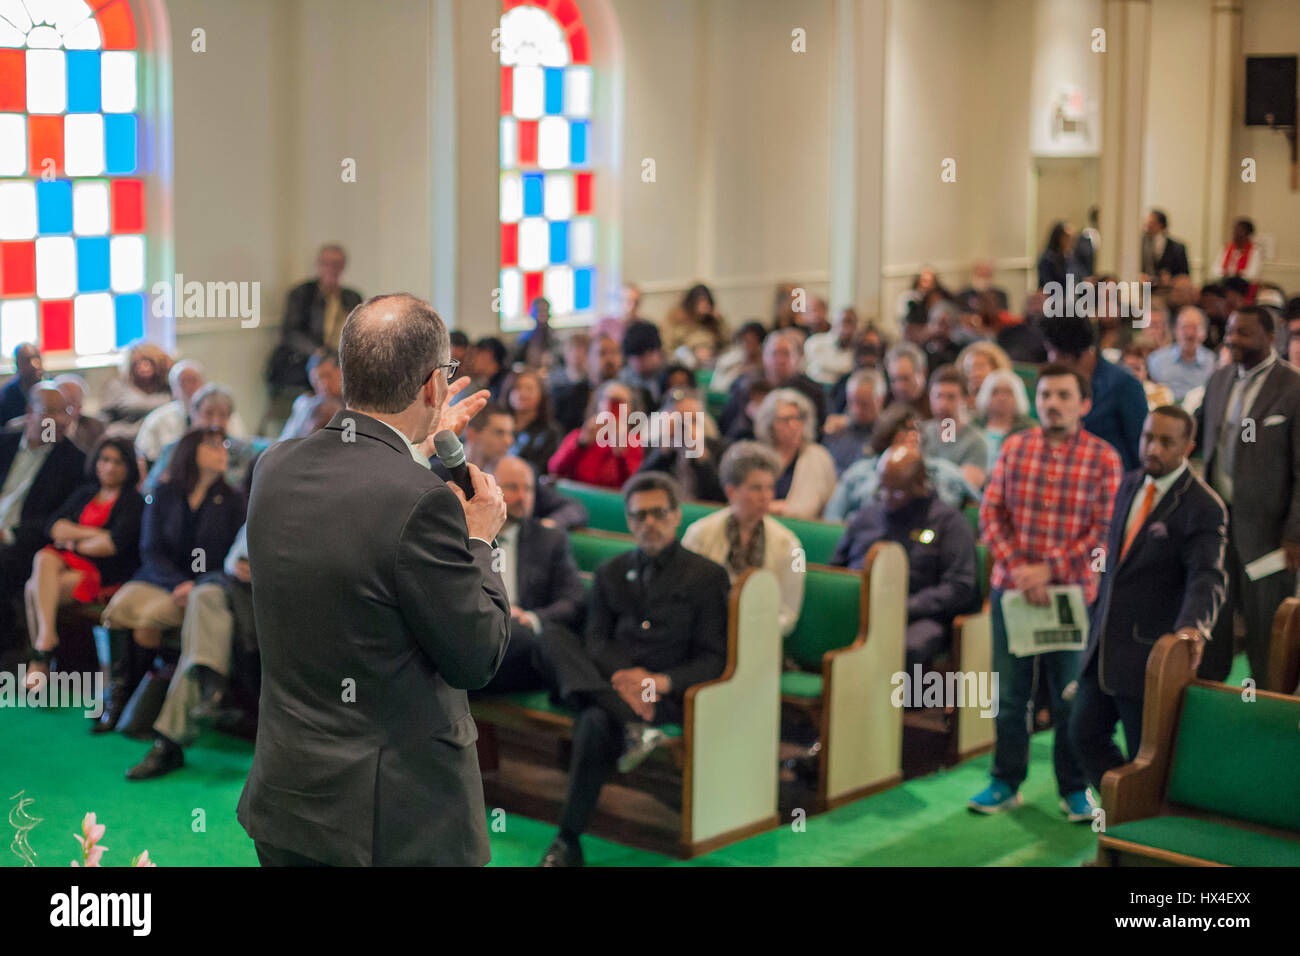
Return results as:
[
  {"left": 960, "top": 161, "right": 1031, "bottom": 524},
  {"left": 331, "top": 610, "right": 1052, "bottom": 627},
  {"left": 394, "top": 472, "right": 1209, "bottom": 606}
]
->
[
  {"left": 1068, "top": 654, "right": 1144, "bottom": 791},
  {"left": 1200, "top": 525, "right": 1295, "bottom": 683},
  {"left": 989, "top": 588, "right": 1087, "bottom": 796},
  {"left": 479, "top": 620, "right": 557, "bottom": 694},
  {"left": 906, "top": 618, "right": 948, "bottom": 671},
  {"left": 254, "top": 840, "right": 330, "bottom": 867},
  {"left": 0, "top": 540, "right": 38, "bottom": 649}
]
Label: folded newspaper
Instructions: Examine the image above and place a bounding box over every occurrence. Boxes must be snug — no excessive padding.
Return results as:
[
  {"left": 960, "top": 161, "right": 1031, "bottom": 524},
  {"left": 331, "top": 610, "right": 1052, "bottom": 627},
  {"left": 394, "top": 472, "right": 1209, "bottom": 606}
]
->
[{"left": 999, "top": 587, "right": 1089, "bottom": 657}]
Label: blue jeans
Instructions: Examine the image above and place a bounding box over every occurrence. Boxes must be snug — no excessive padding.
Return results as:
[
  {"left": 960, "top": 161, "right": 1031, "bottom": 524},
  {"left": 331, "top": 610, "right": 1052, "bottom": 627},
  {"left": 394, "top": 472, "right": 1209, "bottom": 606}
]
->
[{"left": 989, "top": 588, "right": 1087, "bottom": 796}]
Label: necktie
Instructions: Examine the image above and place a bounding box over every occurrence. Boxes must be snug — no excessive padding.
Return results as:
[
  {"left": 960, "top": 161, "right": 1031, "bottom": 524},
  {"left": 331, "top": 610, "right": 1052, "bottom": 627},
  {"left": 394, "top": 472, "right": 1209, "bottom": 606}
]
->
[
  {"left": 1219, "top": 371, "right": 1253, "bottom": 488},
  {"left": 1121, "top": 482, "right": 1156, "bottom": 561}
]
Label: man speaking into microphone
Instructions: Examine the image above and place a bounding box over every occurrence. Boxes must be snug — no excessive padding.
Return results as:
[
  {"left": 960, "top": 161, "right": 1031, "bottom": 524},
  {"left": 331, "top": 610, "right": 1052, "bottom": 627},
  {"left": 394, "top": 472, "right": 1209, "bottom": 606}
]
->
[{"left": 237, "top": 293, "right": 510, "bottom": 866}]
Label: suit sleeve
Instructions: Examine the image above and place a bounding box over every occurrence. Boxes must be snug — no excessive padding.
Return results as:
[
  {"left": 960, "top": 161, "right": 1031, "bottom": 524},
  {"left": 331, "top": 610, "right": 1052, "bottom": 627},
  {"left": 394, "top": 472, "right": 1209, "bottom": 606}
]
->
[
  {"left": 1175, "top": 492, "right": 1229, "bottom": 638},
  {"left": 533, "top": 534, "right": 584, "bottom": 631},
  {"left": 280, "top": 283, "right": 316, "bottom": 354},
  {"left": 664, "top": 563, "right": 729, "bottom": 692},
  {"left": 394, "top": 484, "right": 510, "bottom": 690}
]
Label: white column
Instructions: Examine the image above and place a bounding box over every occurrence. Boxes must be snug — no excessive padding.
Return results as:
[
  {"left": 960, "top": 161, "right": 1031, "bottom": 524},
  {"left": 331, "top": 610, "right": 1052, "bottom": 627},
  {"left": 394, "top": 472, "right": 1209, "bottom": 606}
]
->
[
  {"left": 1098, "top": 0, "right": 1151, "bottom": 278},
  {"left": 1202, "top": 0, "right": 1242, "bottom": 279}
]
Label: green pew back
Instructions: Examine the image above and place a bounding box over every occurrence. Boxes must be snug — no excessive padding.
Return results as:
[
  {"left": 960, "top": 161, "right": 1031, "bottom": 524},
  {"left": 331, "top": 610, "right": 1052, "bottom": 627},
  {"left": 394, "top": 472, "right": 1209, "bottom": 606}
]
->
[
  {"left": 975, "top": 543, "right": 989, "bottom": 604},
  {"left": 773, "top": 515, "right": 842, "bottom": 566},
  {"left": 1166, "top": 686, "right": 1300, "bottom": 833},
  {"left": 557, "top": 479, "right": 631, "bottom": 534},
  {"left": 570, "top": 529, "right": 638, "bottom": 575},
  {"left": 680, "top": 499, "right": 721, "bottom": 531},
  {"left": 1013, "top": 363, "right": 1040, "bottom": 420},
  {"left": 783, "top": 565, "right": 861, "bottom": 673}
]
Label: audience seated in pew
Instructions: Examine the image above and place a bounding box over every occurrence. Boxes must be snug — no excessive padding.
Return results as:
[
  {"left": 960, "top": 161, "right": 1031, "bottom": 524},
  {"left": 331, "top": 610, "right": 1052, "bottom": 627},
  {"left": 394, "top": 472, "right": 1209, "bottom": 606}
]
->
[
  {"left": 504, "top": 368, "right": 565, "bottom": 474},
  {"left": 617, "top": 320, "right": 667, "bottom": 410},
  {"left": 636, "top": 388, "right": 725, "bottom": 503},
  {"left": 956, "top": 341, "right": 1012, "bottom": 416},
  {"left": 532, "top": 473, "right": 731, "bottom": 867},
  {"left": 276, "top": 349, "right": 342, "bottom": 443},
  {"left": 552, "top": 333, "right": 623, "bottom": 434},
  {"left": 0, "top": 343, "right": 43, "bottom": 424},
  {"left": 719, "top": 329, "right": 828, "bottom": 440},
  {"left": 98, "top": 427, "right": 247, "bottom": 733},
  {"left": 830, "top": 446, "right": 978, "bottom": 671},
  {"left": 681, "top": 441, "right": 805, "bottom": 637},
  {"left": 825, "top": 404, "right": 978, "bottom": 521},
  {"left": 477, "top": 456, "right": 585, "bottom": 695},
  {"left": 973, "top": 369, "right": 1035, "bottom": 474},
  {"left": 100, "top": 343, "right": 174, "bottom": 441},
  {"left": 709, "top": 320, "right": 766, "bottom": 395},
  {"left": 137, "top": 359, "right": 249, "bottom": 470},
  {"left": 828, "top": 331, "right": 885, "bottom": 415},
  {"left": 921, "top": 363, "right": 989, "bottom": 490},
  {"left": 821, "top": 368, "right": 884, "bottom": 476},
  {"left": 548, "top": 380, "right": 644, "bottom": 489},
  {"left": 36, "top": 374, "right": 107, "bottom": 457},
  {"left": 804, "top": 307, "right": 859, "bottom": 386},
  {"left": 752, "top": 387, "right": 837, "bottom": 519},
  {"left": 884, "top": 342, "right": 930, "bottom": 419},
  {"left": 0, "top": 384, "right": 87, "bottom": 655},
  {"left": 144, "top": 385, "right": 261, "bottom": 496},
  {"left": 23, "top": 437, "right": 144, "bottom": 690}
]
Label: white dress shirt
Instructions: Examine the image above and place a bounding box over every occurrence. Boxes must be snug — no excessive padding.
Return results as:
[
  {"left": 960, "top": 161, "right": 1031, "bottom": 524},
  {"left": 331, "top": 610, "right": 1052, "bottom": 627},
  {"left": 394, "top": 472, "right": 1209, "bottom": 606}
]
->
[
  {"left": 0, "top": 439, "right": 53, "bottom": 543},
  {"left": 1123, "top": 461, "right": 1186, "bottom": 542}
]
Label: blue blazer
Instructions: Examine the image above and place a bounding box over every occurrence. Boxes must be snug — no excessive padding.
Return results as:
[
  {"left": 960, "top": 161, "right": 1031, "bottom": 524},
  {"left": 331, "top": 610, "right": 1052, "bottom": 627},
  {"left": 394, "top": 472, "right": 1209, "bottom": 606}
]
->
[
  {"left": 135, "top": 479, "right": 246, "bottom": 591},
  {"left": 1085, "top": 466, "right": 1228, "bottom": 699}
]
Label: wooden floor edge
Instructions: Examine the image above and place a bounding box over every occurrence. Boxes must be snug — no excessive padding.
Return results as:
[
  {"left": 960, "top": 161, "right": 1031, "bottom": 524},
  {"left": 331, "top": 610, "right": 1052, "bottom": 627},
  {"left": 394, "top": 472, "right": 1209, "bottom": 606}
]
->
[
  {"left": 1096, "top": 835, "right": 1228, "bottom": 867},
  {"left": 823, "top": 772, "right": 905, "bottom": 811},
  {"left": 681, "top": 814, "right": 781, "bottom": 858}
]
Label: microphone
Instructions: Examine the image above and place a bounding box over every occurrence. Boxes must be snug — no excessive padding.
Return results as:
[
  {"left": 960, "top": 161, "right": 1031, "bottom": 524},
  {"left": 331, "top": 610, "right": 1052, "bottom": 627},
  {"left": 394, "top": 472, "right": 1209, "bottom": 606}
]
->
[{"left": 432, "top": 429, "right": 476, "bottom": 499}]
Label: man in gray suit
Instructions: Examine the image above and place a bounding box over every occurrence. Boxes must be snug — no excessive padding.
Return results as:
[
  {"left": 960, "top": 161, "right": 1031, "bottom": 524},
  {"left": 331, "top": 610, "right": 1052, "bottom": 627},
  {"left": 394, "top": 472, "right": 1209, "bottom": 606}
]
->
[
  {"left": 1197, "top": 305, "right": 1300, "bottom": 682},
  {"left": 237, "top": 293, "right": 511, "bottom": 866}
]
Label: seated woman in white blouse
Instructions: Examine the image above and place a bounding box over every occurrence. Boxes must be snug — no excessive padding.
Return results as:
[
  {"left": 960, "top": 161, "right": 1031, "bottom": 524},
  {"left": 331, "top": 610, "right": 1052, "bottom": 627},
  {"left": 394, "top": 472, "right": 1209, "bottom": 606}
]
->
[
  {"left": 752, "top": 388, "right": 837, "bottom": 519},
  {"left": 681, "top": 441, "right": 805, "bottom": 637}
]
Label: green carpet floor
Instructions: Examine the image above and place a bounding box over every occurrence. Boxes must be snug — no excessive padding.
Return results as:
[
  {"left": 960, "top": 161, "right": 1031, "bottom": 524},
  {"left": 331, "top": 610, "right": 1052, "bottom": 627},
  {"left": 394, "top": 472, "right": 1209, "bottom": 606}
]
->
[{"left": 1, "top": 653, "right": 1252, "bottom": 867}]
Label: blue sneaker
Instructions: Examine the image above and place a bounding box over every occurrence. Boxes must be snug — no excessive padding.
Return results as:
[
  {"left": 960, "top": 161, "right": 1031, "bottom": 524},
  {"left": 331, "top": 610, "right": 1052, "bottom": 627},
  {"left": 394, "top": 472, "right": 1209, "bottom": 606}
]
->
[
  {"left": 1061, "top": 788, "right": 1098, "bottom": 823},
  {"left": 967, "top": 779, "right": 1022, "bottom": 814}
]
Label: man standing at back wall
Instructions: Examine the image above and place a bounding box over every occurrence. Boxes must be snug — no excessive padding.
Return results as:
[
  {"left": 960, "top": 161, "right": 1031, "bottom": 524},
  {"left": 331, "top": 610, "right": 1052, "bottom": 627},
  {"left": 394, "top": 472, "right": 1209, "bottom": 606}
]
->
[{"left": 238, "top": 293, "right": 511, "bottom": 866}]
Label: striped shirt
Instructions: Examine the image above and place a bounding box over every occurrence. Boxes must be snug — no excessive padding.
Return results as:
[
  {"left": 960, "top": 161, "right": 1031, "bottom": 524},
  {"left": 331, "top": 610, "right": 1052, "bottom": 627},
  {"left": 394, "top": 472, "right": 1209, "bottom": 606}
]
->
[{"left": 979, "top": 426, "right": 1121, "bottom": 605}]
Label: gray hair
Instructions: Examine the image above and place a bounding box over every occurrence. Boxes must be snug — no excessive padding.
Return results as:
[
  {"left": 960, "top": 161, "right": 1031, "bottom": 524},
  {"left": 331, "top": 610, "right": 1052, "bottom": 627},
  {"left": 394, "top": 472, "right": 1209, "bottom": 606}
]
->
[
  {"left": 168, "top": 359, "right": 203, "bottom": 394},
  {"left": 886, "top": 342, "right": 927, "bottom": 384},
  {"left": 190, "top": 383, "right": 235, "bottom": 417},
  {"left": 622, "top": 471, "right": 682, "bottom": 511},
  {"left": 340, "top": 294, "right": 448, "bottom": 413},
  {"left": 764, "top": 329, "right": 807, "bottom": 370},
  {"left": 845, "top": 368, "right": 887, "bottom": 402},
  {"left": 975, "top": 368, "right": 1029, "bottom": 418},
  {"left": 755, "top": 387, "right": 816, "bottom": 446},
  {"left": 51, "top": 373, "right": 89, "bottom": 397},
  {"left": 719, "top": 440, "right": 783, "bottom": 488}
]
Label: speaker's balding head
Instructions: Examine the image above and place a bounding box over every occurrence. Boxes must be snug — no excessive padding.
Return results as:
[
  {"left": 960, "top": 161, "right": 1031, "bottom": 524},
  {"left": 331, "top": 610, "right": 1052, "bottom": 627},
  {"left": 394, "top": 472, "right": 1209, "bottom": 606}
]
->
[{"left": 339, "top": 293, "right": 449, "bottom": 413}]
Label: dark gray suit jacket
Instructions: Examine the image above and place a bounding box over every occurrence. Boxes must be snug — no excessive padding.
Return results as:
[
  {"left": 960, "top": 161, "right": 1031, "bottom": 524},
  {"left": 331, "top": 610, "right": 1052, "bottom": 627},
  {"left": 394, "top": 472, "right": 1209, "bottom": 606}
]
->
[
  {"left": 236, "top": 410, "right": 510, "bottom": 866},
  {"left": 1199, "top": 357, "right": 1300, "bottom": 561}
]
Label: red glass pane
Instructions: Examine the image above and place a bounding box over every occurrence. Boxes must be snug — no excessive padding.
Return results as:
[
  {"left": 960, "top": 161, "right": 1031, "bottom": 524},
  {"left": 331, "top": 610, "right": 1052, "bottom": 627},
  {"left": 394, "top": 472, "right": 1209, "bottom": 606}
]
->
[
  {"left": 28, "top": 116, "right": 63, "bottom": 177},
  {"left": 501, "top": 223, "right": 518, "bottom": 267},
  {"left": 524, "top": 270, "right": 542, "bottom": 306},
  {"left": 40, "top": 300, "right": 73, "bottom": 352},
  {"left": 568, "top": 25, "right": 589, "bottom": 64},
  {"left": 503, "top": 0, "right": 529, "bottom": 10},
  {"left": 96, "top": 0, "right": 137, "bottom": 50},
  {"left": 517, "top": 119, "right": 538, "bottom": 165},
  {"left": 575, "top": 172, "right": 593, "bottom": 214},
  {"left": 500, "top": 66, "right": 512, "bottom": 115},
  {"left": 110, "top": 179, "right": 145, "bottom": 232},
  {"left": 0, "top": 242, "right": 36, "bottom": 296},
  {"left": 0, "top": 50, "right": 24, "bottom": 112},
  {"left": 552, "top": 0, "right": 582, "bottom": 30}
]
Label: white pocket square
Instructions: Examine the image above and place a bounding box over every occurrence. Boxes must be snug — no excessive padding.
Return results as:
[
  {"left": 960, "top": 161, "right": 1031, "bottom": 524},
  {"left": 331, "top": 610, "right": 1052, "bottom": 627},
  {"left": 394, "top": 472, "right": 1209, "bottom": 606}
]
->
[{"left": 1264, "top": 415, "right": 1286, "bottom": 426}]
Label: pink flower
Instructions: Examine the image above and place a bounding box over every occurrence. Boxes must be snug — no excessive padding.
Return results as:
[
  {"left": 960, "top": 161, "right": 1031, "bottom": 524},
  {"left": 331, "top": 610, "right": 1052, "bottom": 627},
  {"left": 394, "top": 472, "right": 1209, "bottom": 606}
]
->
[
  {"left": 71, "top": 812, "right": 108, "bottom": 867},
  {"left": 131, "top": 850, "right": 156, "bottom": 867},
  {"left": 81, "top": 812, "right": 106, "bottom": 845}
]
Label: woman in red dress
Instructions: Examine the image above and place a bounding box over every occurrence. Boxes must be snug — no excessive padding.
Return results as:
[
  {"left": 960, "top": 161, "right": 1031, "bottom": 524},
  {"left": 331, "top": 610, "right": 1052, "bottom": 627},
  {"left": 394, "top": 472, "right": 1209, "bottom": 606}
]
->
[{"left": 24, "top": 437, "right": 144, "bottom": 690}]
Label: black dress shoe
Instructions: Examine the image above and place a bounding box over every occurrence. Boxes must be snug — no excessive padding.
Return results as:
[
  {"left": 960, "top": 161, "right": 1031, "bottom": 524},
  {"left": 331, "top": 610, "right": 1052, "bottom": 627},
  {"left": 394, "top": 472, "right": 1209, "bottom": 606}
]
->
[
  {"left": 538, "top": 835, "right": 584, "bottom": 867},
  {"left": 189, "top": 665, "right": 229, "bottom": 724},
  {"left": 126, "top": 738, "right": 184, "bottom": 781}
]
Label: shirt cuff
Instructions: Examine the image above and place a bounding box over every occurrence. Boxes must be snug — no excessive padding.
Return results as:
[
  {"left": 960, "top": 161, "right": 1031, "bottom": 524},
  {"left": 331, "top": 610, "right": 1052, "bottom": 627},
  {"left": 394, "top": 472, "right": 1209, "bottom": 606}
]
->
[
  {"left": 469, "top": 537, "right": 494, "bottom": 549},
  {"left": 523, "top": 611, "right": 542, "bottom": 635}
]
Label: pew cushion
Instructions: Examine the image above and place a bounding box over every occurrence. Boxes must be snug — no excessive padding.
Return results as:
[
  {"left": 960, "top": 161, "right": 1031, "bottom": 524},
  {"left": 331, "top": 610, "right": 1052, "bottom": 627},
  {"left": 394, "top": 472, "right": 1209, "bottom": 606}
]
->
[
  {"left": 1166, "top": 686, "right": 1300, "bottom": 833},
  {"left": 483, "top": 690, "right": 683, "bottom": 738},
  {"left": 780, "top": 671, "right": 824, "bottom": 699},
  {"left": 1105, "top": 816, "right": 1300, "bottom": 867}
]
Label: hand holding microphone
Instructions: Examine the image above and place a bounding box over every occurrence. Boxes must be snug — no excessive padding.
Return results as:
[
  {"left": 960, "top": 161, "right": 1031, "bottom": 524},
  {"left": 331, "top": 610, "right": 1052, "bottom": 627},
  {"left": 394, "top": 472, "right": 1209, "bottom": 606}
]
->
[{"left": 434, "top": 429, "right": 506, "bottom": 542}]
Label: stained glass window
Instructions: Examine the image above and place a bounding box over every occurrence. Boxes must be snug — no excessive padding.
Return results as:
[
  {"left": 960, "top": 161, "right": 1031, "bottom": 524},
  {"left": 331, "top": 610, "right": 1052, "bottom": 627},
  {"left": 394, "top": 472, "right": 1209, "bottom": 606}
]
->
[
  {"left": 499, "top": 0, "right": 594, "bottom": 331},
  {"left": 0, "top": 0, "right": 148, "bottom": 361}
]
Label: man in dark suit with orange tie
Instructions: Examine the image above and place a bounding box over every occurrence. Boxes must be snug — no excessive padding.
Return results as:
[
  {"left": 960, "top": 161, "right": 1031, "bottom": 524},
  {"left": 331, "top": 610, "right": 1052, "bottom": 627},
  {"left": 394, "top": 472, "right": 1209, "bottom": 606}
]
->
[{"left": 1069, "top": 406, "right": 1227, "bottom": 790}]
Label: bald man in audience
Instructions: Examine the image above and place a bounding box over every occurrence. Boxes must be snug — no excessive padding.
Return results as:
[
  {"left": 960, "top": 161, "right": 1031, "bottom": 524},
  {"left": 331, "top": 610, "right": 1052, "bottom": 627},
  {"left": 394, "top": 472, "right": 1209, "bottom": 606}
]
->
[
  {"left": 830, "top": 446, "right": 978, "bottom": 670},
  {"left": 477, "top": 456, "right": 584, "bottom": 693},
  {"left": 51, "top": 374, "right": 106, "bottom": 456},
  {"left": 719, "top": 330, "right": 828, "bottom": 438}
]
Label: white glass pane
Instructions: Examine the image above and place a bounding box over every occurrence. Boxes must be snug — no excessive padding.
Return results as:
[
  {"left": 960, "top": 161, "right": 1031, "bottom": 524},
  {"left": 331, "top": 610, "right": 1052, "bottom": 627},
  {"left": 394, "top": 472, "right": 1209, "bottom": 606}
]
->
[
  {"left": 73, "top": 292, "right": 113, "bottom": 354},
  {"left": 499, "top": 172, "right": 522, "bottom": 224},
  {"left": 0, "top": 0, "right": 33, "bottom": 36},
  {"left": 500, "top": 116, "right": 516, "bottom": 170},
  {"left": 0, "top": 19, "right": 25, "bottom": 47},
  {"left": 570, "top": 218, "right": 595, "bottom": 266},
  {"left": 564, "top": 67, "right": 592, "bottom": 118},
  {"left": 0, "top": 114, "right": 25, "bottom": 175},
  {"left": 63, "top": 15, "right": 101, "bottom": 50},
  {"left": 499, "top": 6, "right": 569, "bottom": 68},
  {"left": 512, "top": 65, "right": 544, "bottom": 120},
  {"left": 500, "top": 268, "right": 522, "bottom": 323},
  {"left": 24, "top": 24, "right": 60, "bottom": 48},
  {"left": 518, "top": 217, "right": 548, "bottom": 271},
  {"left": 0, "top": 299, "right": 37, "bottom": 355},
  {"left": 543, "top": 173, "right": 573, "bottom": 220},
  {"left": 72, "top": 179, "right": 109, "bottom": 234},
  {"left": 49, "top": 0, "right": 95, "bottom": 35},
  {"left": 35, "top": 236, "right": 76, "bottom": 298},
  {"left": 543, "top": 266, "right": 574, "bottom": 315},
  {"left": 101, "top": 51, "right": 136, "bottom": 112},
  {"left": 64, "top": 113, "right": 104, "bottom": 175},
  {"left": 538, "top": 116, "right": 568, "bottom": 170},
  {"left": 0, "top": 181, "right": 37, "bottom": 239},
  {"left": 26, "top": 50, "right": 65, "bottom": 113},
  {"left": 110, "top": 235, "right": 144, "bottom": 292}
]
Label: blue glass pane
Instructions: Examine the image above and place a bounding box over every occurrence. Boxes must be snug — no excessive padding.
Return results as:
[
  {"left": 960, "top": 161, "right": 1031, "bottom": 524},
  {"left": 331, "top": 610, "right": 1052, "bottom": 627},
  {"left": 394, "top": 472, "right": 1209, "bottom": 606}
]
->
[
  {"left": 570, "top": 121, "right": 589, "bottom": 166},
  {"left": 36, "top": 180, "right": 73, "bottom": 233},
  {"left": 75, "top": 237, "right": 111, "bottom": 292},
  {"left": 66, "top": 51, "right": 101, "bottom": 113},
  {"left": 104, "top": 114, "right": 137, "bottom": 174},
  {"left": 114, "top": 294, "right": 145, "bottom": 346},
  {"left": 522, "top": 173, "right": 544, "bottom": 216},
  {"left": 575, "top": 268, "right": 594, "bottom": 311},
  {"left": 548, "top": 221, "right": 568, "bottom": 264},
  {"left": 544, "top": 68, "right": 564, "bottom": 115}
]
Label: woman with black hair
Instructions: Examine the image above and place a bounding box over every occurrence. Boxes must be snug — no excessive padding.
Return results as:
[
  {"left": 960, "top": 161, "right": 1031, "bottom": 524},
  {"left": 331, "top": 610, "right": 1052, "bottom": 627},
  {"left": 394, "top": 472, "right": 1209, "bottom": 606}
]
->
[
  {"left": 1037, "top": 221, "right": 1084, "bottom": 290},
  {"left": 506, "top": 368, "right": 564, "bottom": 473},
  {"left": 665, "top": 283, "right": 728, "bottom": 358},
  {"left": 23, "top": 436, "right": 145, "bottom": 690},
  {"left": 95, "top": 426, "right": 245, "bottom": 732}
]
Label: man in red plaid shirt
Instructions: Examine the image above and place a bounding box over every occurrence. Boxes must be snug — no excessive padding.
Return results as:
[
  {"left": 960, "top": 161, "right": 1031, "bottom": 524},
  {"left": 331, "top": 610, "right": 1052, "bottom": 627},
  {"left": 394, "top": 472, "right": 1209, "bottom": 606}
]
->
[{"left": 970, "top": 363, "right": 1122, "bottom": 820}]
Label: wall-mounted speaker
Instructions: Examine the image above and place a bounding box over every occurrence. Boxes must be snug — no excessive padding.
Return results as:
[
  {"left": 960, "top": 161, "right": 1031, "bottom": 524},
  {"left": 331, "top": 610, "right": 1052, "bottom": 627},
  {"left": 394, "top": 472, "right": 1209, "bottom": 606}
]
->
[{"left": 1245, "top": 55, "right": 1297, "bottom": 128}]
